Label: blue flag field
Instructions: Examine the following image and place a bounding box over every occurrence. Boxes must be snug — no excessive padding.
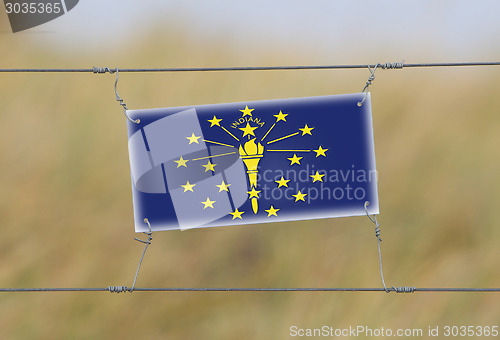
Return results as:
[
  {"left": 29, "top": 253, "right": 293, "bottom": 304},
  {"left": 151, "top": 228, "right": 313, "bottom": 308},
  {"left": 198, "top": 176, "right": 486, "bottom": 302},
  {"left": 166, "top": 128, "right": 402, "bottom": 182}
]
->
[{"left": 126, "top": 93, "right": 379, "bottom": 232}]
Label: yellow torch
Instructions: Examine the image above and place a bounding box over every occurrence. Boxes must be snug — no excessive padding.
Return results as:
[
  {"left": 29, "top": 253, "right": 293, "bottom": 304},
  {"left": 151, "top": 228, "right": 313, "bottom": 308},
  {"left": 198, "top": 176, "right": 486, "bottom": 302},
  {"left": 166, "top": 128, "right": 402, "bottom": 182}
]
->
[{"left": 239, "top": 138, "right": 264, "bottom": 214}]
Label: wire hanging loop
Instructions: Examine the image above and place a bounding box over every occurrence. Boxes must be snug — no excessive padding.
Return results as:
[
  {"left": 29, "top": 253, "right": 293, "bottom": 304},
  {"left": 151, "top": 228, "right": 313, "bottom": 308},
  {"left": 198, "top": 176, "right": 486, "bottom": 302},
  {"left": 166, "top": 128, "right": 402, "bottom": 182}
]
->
[
  {"left": 357, "top": 64, "right": 379, "bottom": 107},
  {"left": 129, "top": 218, "right": 154, "bottom": 292},
  {"left": 364, "top": 201, "right": 415, "bottom": 294},
  {"left": 92, "top": 67, "right": 139, "bottom": 124},
  {"left": 364, "top": 201, "right": 389, "bottom": 292},
  {"left": 113, "top": 68, "right": 140, "bottom": 124},
  {"left": 108, "top": 218, "right": 153, "bottom": 294}
]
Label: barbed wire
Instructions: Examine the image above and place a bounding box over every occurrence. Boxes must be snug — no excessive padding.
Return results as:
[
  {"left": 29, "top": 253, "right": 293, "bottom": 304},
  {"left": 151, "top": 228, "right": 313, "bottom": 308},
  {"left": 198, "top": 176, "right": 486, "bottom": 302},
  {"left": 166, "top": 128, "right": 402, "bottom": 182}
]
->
[
  {"left": 0, "top": 61, "right": 499, "bottom": 73},
  {"left": 0, "top": 287, "right": 499, "bottom": 293}
]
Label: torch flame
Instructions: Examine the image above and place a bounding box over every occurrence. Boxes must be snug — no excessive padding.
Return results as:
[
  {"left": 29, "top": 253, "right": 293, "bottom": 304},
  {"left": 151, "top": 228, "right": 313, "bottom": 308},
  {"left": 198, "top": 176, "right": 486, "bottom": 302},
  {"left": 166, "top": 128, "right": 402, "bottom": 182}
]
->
[{"left": 239, "top": 138, "right": 264, "bottom": 213}]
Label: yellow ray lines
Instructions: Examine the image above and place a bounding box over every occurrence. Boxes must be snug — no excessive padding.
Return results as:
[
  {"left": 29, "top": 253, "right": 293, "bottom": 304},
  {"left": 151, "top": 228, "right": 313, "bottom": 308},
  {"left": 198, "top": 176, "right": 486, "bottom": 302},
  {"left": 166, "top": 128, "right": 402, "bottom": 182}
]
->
[
  {"left": 191, "top": 151, "right": 237, "bottom": 161},
  {"left": 202, "top": 139, "right": 235, "bottom": 148},
  {"left": 262, "top": 111, "right": 287, "bottom": 141},
  {"left": 207, "top": 116, "right": 239, "bottom": 141},
  {"left": 220, "top": 126, "right": 240, "bottom": 141},
  {"left": 266, "top": 132, "right": 299, "bottom": 144},
  {"left": 261, "top": 122, "right": 276, "bottom": 141}
]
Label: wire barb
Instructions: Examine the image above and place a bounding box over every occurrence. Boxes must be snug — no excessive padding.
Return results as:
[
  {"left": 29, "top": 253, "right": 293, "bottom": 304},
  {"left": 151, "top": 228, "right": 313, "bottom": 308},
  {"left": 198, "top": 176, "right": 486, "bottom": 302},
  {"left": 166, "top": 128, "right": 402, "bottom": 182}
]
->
[
  {"left": 108, "top": 286, "right": 129, "bottom": 293},
  {"left": 380, "top": 60, "right": 405, "bottom": 69},
  {"left": 92, "top": 67, "right": 115, "bottom": 74},
  {"left": 391, "top": 286, "right": 415, "bottom": 293}
]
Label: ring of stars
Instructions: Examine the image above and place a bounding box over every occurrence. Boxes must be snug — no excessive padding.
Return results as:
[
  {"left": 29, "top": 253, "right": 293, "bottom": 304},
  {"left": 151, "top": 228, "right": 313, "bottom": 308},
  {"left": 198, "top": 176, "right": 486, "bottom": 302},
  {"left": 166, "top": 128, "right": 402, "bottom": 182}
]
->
[{"left": 177, "top": 104, "right": 329, "bottom": 221}]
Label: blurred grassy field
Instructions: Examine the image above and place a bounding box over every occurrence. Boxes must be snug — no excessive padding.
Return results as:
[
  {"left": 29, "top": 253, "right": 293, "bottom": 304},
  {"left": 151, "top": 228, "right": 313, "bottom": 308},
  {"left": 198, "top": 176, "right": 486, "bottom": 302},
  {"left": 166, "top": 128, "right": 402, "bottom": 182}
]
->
[{"left": 1, "top": 17, "right": 500, "bottom": 340}]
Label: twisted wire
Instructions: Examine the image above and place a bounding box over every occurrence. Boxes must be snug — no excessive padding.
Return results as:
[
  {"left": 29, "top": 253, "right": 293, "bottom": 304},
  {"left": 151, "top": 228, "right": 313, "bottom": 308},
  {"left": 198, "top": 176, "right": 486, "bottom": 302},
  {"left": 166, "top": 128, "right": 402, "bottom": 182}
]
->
[
  {"left": 357, "top": 64, "right": 381, "bottom": 106},
  {"left": 364, "top": 201, "right": 390, "bottom": 292},
  {"left": 364, "top": 202, "right": 417, "bottom": 294},
  {"left": 108, "top": 286, "right": 129, "bottom": 293},
  {"left": 380, "top": 61, "right": 404, "bottom": 69},
  {"left": 392, "top": 286, "right": 416, "bottom": 293},
  {"left": 2, "top": 61, "right": 500, "bottom": 73},
  {"left": 129, "top": 218, "right": 153, "bottom": 292},
  {"left": 0, "top": 287, "right": 498, "bottom": 293},
  {"left": 112, "top": 68, "right": 140, "bottom": 124}
]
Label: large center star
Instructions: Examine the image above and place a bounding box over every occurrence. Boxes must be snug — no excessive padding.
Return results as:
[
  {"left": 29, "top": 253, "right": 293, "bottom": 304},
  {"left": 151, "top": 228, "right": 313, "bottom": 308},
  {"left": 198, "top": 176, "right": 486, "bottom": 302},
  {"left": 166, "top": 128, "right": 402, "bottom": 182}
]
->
[
  {"left": 181, "top": 181, "right": 196, "bottom": 192},
  {"left": 310, "top": 171, "right": 325, "bottom": 183},
  {"left": 292, "top": 190, "right": 307, "bottom": 202},
  {"left": 313, "top": 146, "right": 328, "bottom": 157},
  {"left": 230, "top": 209, "right": 245, "bottom": 220},
  {"left": 202, "top": 161, "right": 216, "bottom": 172},
  {"left": 287, "top": 154, "right": 303, "bottom": 166},
  {"left": 299, "top": 124, "right": 314, "bottom": 136},
  {"left": 186, "top": 133, "right": 201, "bottom": 144},
  {"left": 265, "top": 205, "right": 280, "bottom": 217},
  {"left": 238, "top": 122, "right": 258, "bottom": 137},
  {"left": 275, "top": 176, "right": 290, "bottom": 188},
  {"left": 207, "top": 116, "right": 222, "bottom": 127},
  {"left": 273, "top": 110, "right": 288, "bottom": 122},
  {"left": 239, "top": 106, "right": 254, "bottom": 117},
  {"left": 174, "top": 156, "right": 189, "bottom": 168},
  {"left": 201, "top": 197, "right": 216, "bottom": 209}
]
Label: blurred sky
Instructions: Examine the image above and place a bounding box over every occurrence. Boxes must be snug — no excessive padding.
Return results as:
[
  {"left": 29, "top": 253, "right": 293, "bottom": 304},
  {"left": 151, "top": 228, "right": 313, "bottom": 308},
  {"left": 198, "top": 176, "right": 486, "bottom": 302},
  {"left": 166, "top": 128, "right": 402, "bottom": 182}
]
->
[{"left": 2, "top": 0, "right": 500, "bottom": 62}]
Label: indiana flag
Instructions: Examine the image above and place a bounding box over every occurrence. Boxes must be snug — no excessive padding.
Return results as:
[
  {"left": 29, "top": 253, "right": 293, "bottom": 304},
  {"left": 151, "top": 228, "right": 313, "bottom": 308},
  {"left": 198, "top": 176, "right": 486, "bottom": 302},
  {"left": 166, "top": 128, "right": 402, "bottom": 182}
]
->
[{"left": 126, "top": 93, "right": 379, "bottom": 232}]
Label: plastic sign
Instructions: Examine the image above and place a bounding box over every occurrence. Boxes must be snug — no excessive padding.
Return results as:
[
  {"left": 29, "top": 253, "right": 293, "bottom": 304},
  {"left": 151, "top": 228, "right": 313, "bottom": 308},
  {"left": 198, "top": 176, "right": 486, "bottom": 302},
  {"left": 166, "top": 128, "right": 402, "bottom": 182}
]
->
[{"left": 126, "top": 93, "right": 379, "bottom": 232}]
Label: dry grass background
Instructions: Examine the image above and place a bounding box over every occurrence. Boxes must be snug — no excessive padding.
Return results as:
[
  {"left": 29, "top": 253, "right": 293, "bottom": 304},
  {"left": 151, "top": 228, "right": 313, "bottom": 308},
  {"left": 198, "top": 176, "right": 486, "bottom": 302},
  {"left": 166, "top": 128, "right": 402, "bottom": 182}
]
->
[{"left": 0, "top": 15, "right": 499, "bottom": 340}]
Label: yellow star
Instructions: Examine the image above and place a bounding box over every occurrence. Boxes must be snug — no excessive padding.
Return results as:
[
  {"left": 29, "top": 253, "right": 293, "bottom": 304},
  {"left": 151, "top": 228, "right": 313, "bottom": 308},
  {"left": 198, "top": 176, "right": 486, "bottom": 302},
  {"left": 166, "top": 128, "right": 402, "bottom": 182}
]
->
[
  {"left": 265, "top": 205, "right": 280, "bottom": 217},
  {"left": 239, "top": 106, "right": 254, "bottom": 117},
  {"left": 313, "top": 146, "right": 328, "bottom": 157},
  {"left": 238, "top": 122, "right": 258, "bottom": 137},
  {"left": 230, "top": 208, "right": 245, "bottom": 220},
  {"left": 202, "top": 161, "right": 216, "bottom": 172},
  {"left": 310, "top": 171, "right": 325, "bottom": 183},
  {"left": 201, "top": 197, "right": 215, "bottom": 209},
  {"left": 207, "top": 116, "right": 222, "bottom": 127},
  {"left": 273, "top": 110, "right": 288, "bottom": 122},
  {"left": 181, "top": 181, "right": 195, "bottom": 192},
  {"left": 216, "top": 181, "right": 231, "bottom": 192},
  {"left": 275, "top": 176, "right": 290, "bottom": 188},
  {"left": 247, "top": 187, "right": 261, "bottom": 198},
  {"left": 186, "top": 133, "right": 201, "bottom": 144},
  {"left": 287, "top": 154, "right": 303, "bottom": 166},
  {"left": 174, "top": 156, "right": 189, "bottom": 168},
  {"left": 292, "top": 190, "right": 307, "bottom": 202},
  {"left": 299, "top": 124, "right": 314, "bottom": 136}
]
